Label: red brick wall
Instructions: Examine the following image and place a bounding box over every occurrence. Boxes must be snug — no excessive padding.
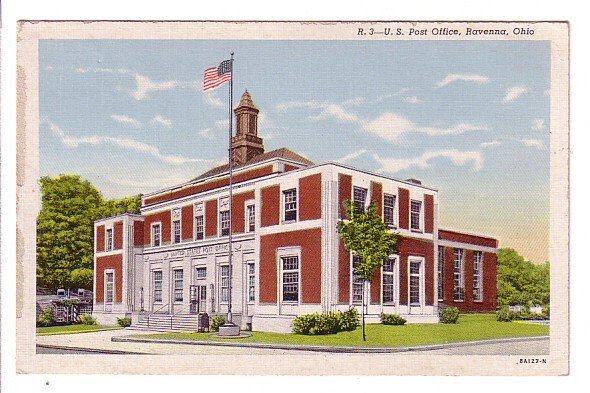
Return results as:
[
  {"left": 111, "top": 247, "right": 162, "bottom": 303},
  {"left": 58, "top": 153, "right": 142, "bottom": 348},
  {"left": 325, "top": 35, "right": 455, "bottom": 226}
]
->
[
  {"left": 299, "top": 173, "right": 322, "bottom": 221},
  {"left": 261, "top": 185, "right": 280, "bottom": 227},
  {"left": 181, "top": 205, "right": 193, "bottom": 240},
  {"left": 398, "top": 188, "right": 409, "bottom": 229},
  {"left": 95, "top": 254, "right": 123, "bottom": 303},
  {"left": 143, "top": 210, "right": 171, "bottom": 245},
  {"left": 438, "top": 229, "right": 498, "bottom": 248},
  {"left": 232, "top": 191, "right": 255, "bottom": 233},
  {"left": 133, "top": 220, "right": 144, "bottom": 246},
  {"left": 284, "top": 164, "right": 300, "bottom": 172},
  {"left": 396, "top": 237, "right": 435, "bottom": 306},
  {"left": 113, "top": 221, "right": 123, "bottom": 250},
  {"left": 96, "top": 225, "right": 105, "bottom": 252},
  {"left": 338, "top": 239, "right": 350, "bottom": 303},
  {"left": 370, "top": 181, "right": 383, "bottom": 218},
  {"left": 259, "top": 228, "right": 322, "bottom": 304},
  {"left": 424, "top": 194, "right": 434, "bottom": 234},
  {"left": 143, "top": 165, "right": 274, "bottom": 206},
  {"left": 205, "top": 199, "right": 217, "bottom": 237},
  {"left": 338, "top": 173, "right": 352, "bottom": 219}
]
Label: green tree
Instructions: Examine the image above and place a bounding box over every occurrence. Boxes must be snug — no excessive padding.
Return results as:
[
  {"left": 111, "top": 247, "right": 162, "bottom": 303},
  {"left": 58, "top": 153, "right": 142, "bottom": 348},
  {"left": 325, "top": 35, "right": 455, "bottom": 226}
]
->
[
  {"left": 337, "top": 200, "right": 398, "bottom": 341},
  {"left": 497, "top": 248, "right": 550, "bottom": 307},
  {"left": 37, "top": 174, "right": 141, "bottom": 289},
  {"left": 70, "top": 268, "right": 94, "bottom": 290}
]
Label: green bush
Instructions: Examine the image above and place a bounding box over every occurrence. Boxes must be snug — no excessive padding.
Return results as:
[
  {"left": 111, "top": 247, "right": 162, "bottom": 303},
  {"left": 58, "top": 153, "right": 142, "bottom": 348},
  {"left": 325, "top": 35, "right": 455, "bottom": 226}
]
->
[
  {"left": 380, "top": 313, "right": 407, "bottom": 325},
  {"left": 210, "top": 315, "right": 226, "bottom": 332},
  {"left": 78, "top": 313, "right": 97, "bottom": 325},
  {"left": 496, "top": 306, "right": 515, "bottom": 322},
  {"left": 293, "top": 310, "right": 359, "bottom": 335},
  {"left": 117, "top": 317, "right": 132, "bottom": 327},
  {"left": 440, "top": 307, "right": 460, "bottom": 324},
  {"left": 38, "top": 306, "right": 55, "bottom": 327},
  {"left": 542, "top": 305, "right": 550, "bottom": 320},
  {"left": 339, "top": 308, "right": 360, "bottom": 331}
]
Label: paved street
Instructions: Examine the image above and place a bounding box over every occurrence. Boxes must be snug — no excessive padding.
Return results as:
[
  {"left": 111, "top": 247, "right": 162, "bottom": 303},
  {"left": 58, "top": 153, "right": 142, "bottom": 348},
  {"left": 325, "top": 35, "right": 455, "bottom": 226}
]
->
[{"left": 37, "top": 329, "right": 549, "bottom": 355}]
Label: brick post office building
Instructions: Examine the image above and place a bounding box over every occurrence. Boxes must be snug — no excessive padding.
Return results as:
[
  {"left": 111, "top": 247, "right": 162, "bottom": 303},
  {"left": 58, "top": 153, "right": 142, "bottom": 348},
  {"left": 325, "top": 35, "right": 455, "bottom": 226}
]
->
[{"left": 92, "top": 91, "right": 499, "bottom": 332}]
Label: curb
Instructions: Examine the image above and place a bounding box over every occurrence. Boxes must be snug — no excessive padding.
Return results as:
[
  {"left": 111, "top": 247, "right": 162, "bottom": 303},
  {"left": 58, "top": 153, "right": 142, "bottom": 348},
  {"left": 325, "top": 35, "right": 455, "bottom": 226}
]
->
[
  {"left": 36, "top": 343, "right": 147, "bottom": 355},
  {"left": 111, "top": 335, "right": 549, "bottom": 354}
]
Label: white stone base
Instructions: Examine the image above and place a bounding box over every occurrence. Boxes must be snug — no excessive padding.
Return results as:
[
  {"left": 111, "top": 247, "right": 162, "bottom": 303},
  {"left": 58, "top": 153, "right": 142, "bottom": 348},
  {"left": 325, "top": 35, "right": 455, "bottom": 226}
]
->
[
  {"left": 218, "top": 324, "right": 241, "bottom": 336},
  {"left": 252, "top": 314, "right": 295, "bottom": 333},
  {"left": 92, "top": 311, "right": 128, "bottom": 326}
]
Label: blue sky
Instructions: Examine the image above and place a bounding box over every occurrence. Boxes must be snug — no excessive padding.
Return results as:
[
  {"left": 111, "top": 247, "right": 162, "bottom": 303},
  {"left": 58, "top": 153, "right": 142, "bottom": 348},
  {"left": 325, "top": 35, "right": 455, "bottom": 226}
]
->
[{"left": 39, "top": 39, "right": 550, "bottom": 262}]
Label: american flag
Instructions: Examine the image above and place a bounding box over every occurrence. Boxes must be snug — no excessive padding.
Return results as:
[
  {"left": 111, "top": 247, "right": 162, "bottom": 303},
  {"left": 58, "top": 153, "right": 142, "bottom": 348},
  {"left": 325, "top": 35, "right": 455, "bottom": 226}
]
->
[{"left": 203, "top": 60, "right": 232, "bottom": 91}]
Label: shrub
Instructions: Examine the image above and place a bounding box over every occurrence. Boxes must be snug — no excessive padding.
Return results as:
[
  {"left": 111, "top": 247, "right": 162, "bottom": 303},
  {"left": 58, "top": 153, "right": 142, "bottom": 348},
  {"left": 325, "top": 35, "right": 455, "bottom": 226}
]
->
[
  {"left": 293, "top": 311, "right": 357, "bottom": 335},
  {"left": 117, "top": 317, "right": 132, "bottom": 327},
  {"left": 339, "top": 308, "right": 360, "bottom": 331},
  {"left": 78, "top": 313, "right": 97, "bottom": 325},
  {"left": 38, "top": 306, "right": 55, "bottom": 327},
  {"left": 380, "top": 313, "right": 407, "bottom": 325},
  {"left": 440, "top": 307, "right": 460, "bottom": 324},
  {"left": 210, "top": 314, "right": 226, "bottom": 332},
  {"left": 496, "top": 306, "right": 515, "bottom": 322},
  {"left": 542, "top": 305, "right": 550, "bottom": 320}
]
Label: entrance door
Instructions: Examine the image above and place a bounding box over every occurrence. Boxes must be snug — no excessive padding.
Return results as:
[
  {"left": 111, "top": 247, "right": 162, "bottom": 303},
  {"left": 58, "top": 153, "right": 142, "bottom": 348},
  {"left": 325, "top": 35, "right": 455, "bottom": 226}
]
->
[
  {"left": 189, "top": 285, "right": 198, "bottom": 314},
  {"left": 189, "top": 285, "right": 207, "bottom": 314}
]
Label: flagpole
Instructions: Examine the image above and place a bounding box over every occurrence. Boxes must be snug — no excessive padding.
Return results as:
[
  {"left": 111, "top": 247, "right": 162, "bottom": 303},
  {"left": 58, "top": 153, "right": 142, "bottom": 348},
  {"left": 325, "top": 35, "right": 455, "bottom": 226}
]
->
[{"left": 227, "top": 52, "right": 235, "bottom": 326}]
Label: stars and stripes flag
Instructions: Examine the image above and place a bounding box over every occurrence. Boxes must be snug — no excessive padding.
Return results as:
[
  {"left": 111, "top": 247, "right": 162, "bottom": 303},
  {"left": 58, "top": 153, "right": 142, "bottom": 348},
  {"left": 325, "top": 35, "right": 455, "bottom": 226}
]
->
[{"left": 203, "top": 60, "right": 232, "bottom": 92}]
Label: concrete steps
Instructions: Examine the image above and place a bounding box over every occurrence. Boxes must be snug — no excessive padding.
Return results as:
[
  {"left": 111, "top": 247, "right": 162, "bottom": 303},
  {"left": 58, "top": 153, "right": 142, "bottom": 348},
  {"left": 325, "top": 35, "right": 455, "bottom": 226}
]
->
[{"left": 130, "top": 313, "right": 205, "bottom": 332}]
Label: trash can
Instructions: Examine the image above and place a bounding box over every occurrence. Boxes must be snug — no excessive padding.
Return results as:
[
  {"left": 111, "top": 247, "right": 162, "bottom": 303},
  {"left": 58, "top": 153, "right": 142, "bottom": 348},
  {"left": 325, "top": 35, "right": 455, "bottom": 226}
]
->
[{"left": 198, "top": 312, "right": 210, "bottom": 332}]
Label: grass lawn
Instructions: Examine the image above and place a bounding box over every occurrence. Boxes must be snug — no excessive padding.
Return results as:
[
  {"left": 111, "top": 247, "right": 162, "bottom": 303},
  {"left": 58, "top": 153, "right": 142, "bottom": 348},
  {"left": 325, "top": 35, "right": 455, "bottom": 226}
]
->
[
  {"left": 133, "top": 314, "right": 549, "bottom": 348},
  {"left": 37, "top": 324, "right": 122, "bottom": 336}
]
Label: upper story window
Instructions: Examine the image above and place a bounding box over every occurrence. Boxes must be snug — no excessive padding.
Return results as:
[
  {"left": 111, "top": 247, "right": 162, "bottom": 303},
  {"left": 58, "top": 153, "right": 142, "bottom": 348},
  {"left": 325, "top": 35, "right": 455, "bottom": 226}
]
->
[
  {"left": 246, "top": 204, "right": 255, "bottom": 232},
  {"left": 283, "top": 189, "right": 297, "bottom": 222},
  {"left": 453, "top": 248, "right": 465, "bottom": 301},
  {"left": 151, "top": 224, "right": 161, "bottom": 247},
  {"left": 353, "top": 186, "right": 367, "bottom": 212},
  {"left": 220, "top": 211, "right": 230, "bottom": 236},
  {"left": 194, "top": 202, "right": 204, "bottom": 240},
  {"left": 384, "top": 194, "right": 397, "bottom": 227},
  {"left": 473, "top": 251, "right": 484, "bottom": 302},
  {"left": 410, "top": 200, "right": 422, "bottom": 231},
  {"left": 105, "top": 228, "right": 113, "bottom": 251},
  {"left": 172, "top": 220, "right": 181, "bottom": 244}
]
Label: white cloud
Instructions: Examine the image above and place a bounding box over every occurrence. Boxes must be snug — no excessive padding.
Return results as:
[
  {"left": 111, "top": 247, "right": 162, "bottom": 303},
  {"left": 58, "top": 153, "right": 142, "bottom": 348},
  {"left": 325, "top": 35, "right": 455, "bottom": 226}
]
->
[
  {"left": 480, "top": 140, "right": 501, "bottom": 148},
  {"left": 503, "top": 86, "right": 530, "bottom": 103},
  {"left": 341, "top": 97, "right": 366, "bottom": 106},
  {"left": 308, "top": 103, "right": 358, "bottom": 122},
  {"left": 110, "top": 114, "right": 141, "bottom": 128},
  {"left": 75, "top": 67, "right": 132, "bottom": 75},
  {"left": 132, "top": 74, "right": 197, "bottom": 101},
  {"left": 521, "top": 139, "right": 546, "bottom": 149},
  {"left": 532, "top": 119, "right": 545, "bottom": 130},
  {"left": 361, "top": 112, "right": 486, "bottom": 143},
  {"left": 150, "top": 115, "right": 172, "bottom": 128},
  {"left": 437, "top": 73, "right": 489, "bottom": 88},
  {"left": 373, "top": 149, "right": 484, "bottom": 173},
  {"left": 337, "top": 149, "right": 367, "bottom": 164},
  {"left": 198, "top": 128, "right": 215, "bottom": 140},
  {"left": 402, "top": 96, "right": 423, "bottom": 104},
  {"left": 43, "top": 118, "right": 212, "bottom": 166}
]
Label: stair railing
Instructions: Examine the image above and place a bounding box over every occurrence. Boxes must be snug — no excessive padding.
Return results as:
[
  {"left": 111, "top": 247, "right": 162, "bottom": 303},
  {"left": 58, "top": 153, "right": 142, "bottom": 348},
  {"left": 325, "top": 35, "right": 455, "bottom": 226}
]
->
[
  {"left": 170, "top": 306, "right": 186, "bottom": 329},
  {"left": 146, "top": 303, "right": 169, "bottom": 329}
]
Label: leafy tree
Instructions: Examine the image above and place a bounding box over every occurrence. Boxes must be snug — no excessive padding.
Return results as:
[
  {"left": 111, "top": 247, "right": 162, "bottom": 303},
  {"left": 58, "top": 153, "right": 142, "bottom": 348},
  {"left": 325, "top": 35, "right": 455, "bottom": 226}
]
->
[
  {"left": 37, "top": 174, "right": 141, "bottom": 289},
  {"left": 337, "top": 200, "right": 398, "bottom": 341},
  {"left": 70, "top": 268, "right": 94, "bottom": 290},
  {"left": 497, "top": 248, "right": 550, "bottom": 307}
]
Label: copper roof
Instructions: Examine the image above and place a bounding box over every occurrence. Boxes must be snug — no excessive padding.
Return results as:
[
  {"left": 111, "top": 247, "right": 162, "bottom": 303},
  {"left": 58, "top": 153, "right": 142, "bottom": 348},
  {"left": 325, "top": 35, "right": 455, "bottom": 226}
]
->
[{"left": 193, "top": 147, "right": 314, "bottom": 181}]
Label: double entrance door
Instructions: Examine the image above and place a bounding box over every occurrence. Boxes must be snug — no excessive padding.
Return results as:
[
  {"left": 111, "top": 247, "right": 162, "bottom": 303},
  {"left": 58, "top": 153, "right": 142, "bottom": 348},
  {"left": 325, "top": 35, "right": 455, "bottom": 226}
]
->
[{"left": 189, "top": 285, "right": 207, "bottom": 314}]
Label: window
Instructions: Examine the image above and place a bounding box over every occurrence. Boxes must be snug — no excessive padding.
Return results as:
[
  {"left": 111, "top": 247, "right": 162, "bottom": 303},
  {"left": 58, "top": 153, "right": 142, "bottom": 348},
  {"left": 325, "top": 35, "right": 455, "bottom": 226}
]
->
[
  {"left": 382, "top": 257, "right": 396, "bottom": 304},
  {"left": 173, "top": 269, "right": 183, "bottom": 302},
  {"left": 220, "top": 265, "right": 230, "bottom": 302},
  {"left": 105, "top": 228, "right": 113, "bottom": 251},
  {"left": 196, "top": 267, "right": 207, "bottom": 279},
  {"left": 246, "top": 204, "right": 255, "bottom": 232},
  {"left": 151, "top": 224, "right": 161, "bottom": 247},
  {"left": 473, "top": 251, "right": 484, "bottom": 302},
  {"left": 281, "top": 256, "right": 299, "bottom": 302},
  {"left": 248, "top": 263, "right": 255, "bottom": 302},
  {"left": 283, "top": 189, "right": 297, "bottom": 221},
  {"left": 353, "top": 186, "right": 367, "bottom": 211},
  {"left": 172, "top": 220, "right": 181, "bottom": 244},
  {"left": 105, "top": 272, "right": 114, "bottom": 303},
  {"left": 438, "top": 246, "right": 445, "bottom": 301},
  {"left": 384, "top": 194, "right": 396, "bottom": 227},
  {"left": 195, "top": 216, "right": 204, "bottom": 240},
  {"left": 220, "top": 210, "right": 230, "bottom": 236},
  {"left": 453, "top": 249, "right": 465, "bottom": 301},
  {"left": 153, "top": 271, "right": 163, "bottom": 303},
  {"left": 410, "top": 200, "right": 422, "bottom": 231},
  {"left": 352, "top": 254, "right": 363, "bottom": 305},
  {"left": 409, "top": 259, "right": 422, "bottom": 305}
]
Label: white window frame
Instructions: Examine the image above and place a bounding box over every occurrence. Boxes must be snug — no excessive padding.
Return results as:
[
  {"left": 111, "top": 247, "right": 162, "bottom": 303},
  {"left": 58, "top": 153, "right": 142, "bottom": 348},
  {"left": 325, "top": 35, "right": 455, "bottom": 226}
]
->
[
  {"left": 247, "top": 263, "right": 256, "bottom": 303},
  {"left": 104, "top": 269, "right": 115, "bottom": 305},
  {"left": 473, "top": 251, "right": 484, "bottom": 302},
  {"left": 383, "top": 193, "right": 397, "bottom": 228},
  {"left": 245, "top": 201, "right": 256, "bottom": 233},
  {"left": 410, "top": 199, "right": 423, "bottom": 232},
  {"left": 105, "top": 227, "right": 113, "bottom": 251},
  {"left": 194, "top": 202, "right": 205, "bottom": 240},
  {"left": 172, "top": 219, "right": 181, "bottom": 244},
  {"left": 196, "top": 266, "right": 207, "bottom": 280},
  {"left": 438, "top": 246, "right": 445, "bottom": 301},
  {"left": 277, "top": 247, "right": 302, "bottom": 305},
  {"left": 173, "top": 268, "right": 183, "bottom": 303},
  {"left": 453, "top": 248, "right": 465, "bottom": 302},
  {"left": 219, "top": 210, "right": 230, "bottom": 237},
  {"left": 381, "top": 255, "right": 400, "bottom": 305},
  {"left": 282, "top": 188, "right": 298, "bottom": 223},
  {"left": 151, "top": 222, "right": 162, "bottom": 247},
  {"left": 220, "top": 265, "right": 230, "bottom": 303},
  {"left": 351, "top": 254, "right": 364, "bottom": 305},
  {"left": 153, "top": 270, "right": 163, "bottom": 304},
  {"left": 353, "top": 186, "right": 368, "bottom": 211},
  {"left": 408, "top": 257, "right": 425, "bottom": 307}
]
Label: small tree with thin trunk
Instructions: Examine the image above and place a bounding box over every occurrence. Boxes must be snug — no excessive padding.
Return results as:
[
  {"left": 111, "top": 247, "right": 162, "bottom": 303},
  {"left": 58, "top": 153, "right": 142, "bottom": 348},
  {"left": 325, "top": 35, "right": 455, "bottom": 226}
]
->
[{"left": 337, "top": 200, "right": 398, "bottom": 341}]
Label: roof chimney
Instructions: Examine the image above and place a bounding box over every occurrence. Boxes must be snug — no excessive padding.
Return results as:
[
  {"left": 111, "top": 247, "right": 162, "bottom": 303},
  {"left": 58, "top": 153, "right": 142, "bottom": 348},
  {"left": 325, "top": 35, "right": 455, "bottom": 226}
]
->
[{"left": 405, "top": 178, "right": 422, "bottom": 185}]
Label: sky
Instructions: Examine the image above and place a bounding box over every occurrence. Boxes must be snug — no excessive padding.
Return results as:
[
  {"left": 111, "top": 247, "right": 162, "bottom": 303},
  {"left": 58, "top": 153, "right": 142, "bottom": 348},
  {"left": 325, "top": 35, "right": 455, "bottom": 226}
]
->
[{"left": 39, "top": 39, "right": 550, "bottom": 263}]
